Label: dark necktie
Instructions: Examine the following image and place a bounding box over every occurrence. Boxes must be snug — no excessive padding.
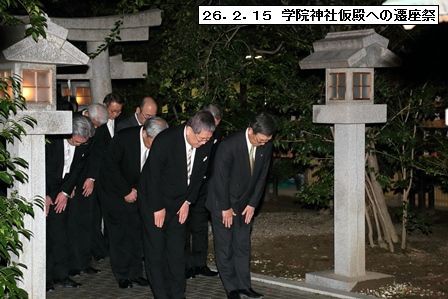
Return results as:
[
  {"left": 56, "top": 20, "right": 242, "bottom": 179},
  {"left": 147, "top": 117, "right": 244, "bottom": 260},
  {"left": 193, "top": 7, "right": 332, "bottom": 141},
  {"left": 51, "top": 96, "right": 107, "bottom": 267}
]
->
[{"left": 249, "top": 144, "right": 255, "bottom": 175}]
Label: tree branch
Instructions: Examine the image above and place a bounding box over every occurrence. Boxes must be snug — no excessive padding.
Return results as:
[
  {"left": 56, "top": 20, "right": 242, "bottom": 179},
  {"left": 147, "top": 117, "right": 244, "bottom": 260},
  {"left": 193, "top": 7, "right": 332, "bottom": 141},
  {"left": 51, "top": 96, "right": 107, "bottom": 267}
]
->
[{"left": 253, "top": 42, "right": 284, "bottom": 55}]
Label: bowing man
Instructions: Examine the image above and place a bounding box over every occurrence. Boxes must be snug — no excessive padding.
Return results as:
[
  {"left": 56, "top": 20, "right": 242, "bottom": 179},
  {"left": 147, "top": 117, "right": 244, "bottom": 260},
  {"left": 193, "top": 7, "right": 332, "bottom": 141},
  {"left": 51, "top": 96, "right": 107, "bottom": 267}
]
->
[
  {"left": 206, "top": 113, "right": 276, "bottom": 299},
  {"left": 139, "top": 110, "right": 216, "bottom": 299},
  {"left": 98, "top": 116, "right": 168, "bottom": 289},
  {"left": 45, "top": 115, "right": 95, "bottom": 291}
]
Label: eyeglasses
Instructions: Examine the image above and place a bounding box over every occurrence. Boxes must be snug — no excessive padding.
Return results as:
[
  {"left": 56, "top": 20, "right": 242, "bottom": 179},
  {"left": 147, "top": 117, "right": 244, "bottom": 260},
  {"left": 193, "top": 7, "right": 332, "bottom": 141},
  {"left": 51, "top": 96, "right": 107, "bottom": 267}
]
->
[
  {"left": 70, "top": 135, "right": 88, "bottom": 146},
  {"left": 253, "top": 133, "right": 272, "bottom": 145},
  {"left": 193, "top": 132, "right": 211, "bottom": 144}
]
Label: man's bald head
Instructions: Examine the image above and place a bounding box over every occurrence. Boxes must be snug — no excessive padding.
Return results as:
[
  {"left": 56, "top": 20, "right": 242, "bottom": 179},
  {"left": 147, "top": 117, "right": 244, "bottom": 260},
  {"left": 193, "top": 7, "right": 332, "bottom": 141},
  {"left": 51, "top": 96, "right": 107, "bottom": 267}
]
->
[{"left": 136, "top": 96, "right": 158, "bottom": 125}]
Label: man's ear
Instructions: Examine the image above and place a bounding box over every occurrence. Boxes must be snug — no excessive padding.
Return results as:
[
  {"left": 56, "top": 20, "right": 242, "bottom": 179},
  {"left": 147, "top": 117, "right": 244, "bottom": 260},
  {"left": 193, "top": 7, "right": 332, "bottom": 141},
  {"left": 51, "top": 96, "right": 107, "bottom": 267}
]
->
[{"left": 136, "top": 107, "right": 141, "bottom": 113}]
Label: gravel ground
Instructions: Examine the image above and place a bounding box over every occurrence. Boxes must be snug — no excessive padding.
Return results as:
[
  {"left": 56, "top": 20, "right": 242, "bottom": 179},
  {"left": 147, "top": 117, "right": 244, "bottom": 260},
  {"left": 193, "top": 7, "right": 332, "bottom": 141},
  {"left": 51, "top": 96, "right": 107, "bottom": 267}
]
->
[{"left": 252, "top": 210, "right": 334, "bottom": 244}]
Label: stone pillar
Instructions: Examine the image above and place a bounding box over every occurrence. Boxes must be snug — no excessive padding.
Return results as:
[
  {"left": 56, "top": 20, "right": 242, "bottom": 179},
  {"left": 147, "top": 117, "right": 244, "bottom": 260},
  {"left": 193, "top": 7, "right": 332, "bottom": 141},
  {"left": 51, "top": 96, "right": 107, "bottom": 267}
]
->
[
  {"left": 334, "top": 124, "right": 365, "bottom": 278},
  {"left": 8, "top": 111, "right": 72, "bottom": 298},
  {"left": 87, "top": 41, "right": 112, "bottom": 103},
  {"left": 306, "top": 104, "right": 392, "bottom": 291},
  {"left": 8, "top": 135, "right": 46, "bottom": 298}
]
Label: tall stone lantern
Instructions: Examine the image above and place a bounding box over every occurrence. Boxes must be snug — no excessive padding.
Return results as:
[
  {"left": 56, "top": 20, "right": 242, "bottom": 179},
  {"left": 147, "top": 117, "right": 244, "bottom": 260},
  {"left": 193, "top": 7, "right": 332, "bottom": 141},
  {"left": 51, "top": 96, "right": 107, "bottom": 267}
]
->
[
  {"left": 1, "top": 17, "right": 89, "bottom": 298},
  {"left": 299, "top": 29, "right": 399, "bottom": 291}
]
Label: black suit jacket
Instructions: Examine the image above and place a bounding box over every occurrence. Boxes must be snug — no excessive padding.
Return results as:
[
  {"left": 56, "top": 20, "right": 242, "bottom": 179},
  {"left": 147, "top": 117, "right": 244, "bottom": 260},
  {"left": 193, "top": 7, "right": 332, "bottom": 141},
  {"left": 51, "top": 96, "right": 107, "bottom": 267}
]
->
[
  {"left": 84, "top": 123, "right": 113, "bottom": 180},
  {"left": 116, "top": 114, "right": 139, "bottom": 133},
  {"left": 206, "top": 130, "right": 272, "bottom": 214},
  {"left": 138, "top": 125, "right": 213, "bottom": 217},
  {"left": 45, "top": 136, "right": 90, "bottom": 200},
  {"left": 98, "top": 126, "right": 143, "bottom": 210}
]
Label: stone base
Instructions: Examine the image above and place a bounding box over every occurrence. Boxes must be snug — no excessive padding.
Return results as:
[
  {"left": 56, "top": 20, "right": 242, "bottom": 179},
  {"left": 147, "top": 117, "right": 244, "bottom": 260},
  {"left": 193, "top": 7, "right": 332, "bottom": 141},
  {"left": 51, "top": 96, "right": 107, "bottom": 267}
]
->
[{"left": 306, "top": 270, "right": 393, "bottom": 292}]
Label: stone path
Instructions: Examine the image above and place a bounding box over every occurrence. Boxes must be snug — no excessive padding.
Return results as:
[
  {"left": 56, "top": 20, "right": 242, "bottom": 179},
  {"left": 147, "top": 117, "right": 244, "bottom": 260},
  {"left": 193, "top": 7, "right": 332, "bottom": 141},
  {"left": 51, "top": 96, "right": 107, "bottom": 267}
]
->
[{"left": 46, "top": 258, "right": 361, "bottom": 298}]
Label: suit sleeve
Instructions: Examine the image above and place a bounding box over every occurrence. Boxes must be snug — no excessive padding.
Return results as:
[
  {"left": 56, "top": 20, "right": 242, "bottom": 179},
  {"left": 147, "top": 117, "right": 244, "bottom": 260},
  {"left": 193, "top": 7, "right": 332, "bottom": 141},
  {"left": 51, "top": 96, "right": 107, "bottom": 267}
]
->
[
  {"left": 85, "top": 126, "right": 106, "bottom": 179},
  {"left": 139, "top": 135, "right": 167, "bottom": 212},
  {"left": 212, "top": 141, "right": 233, "bottom": 211},
  {"left": 248, "top": 143, "right": 273, "bottom": 207},
  {"left": 104, "top": 135, "right": 133, "bottom": 198}
]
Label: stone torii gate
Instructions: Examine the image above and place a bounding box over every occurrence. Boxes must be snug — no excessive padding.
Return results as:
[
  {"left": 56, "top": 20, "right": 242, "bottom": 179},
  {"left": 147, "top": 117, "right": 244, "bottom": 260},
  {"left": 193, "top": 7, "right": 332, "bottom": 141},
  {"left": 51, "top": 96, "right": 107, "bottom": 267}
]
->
[{"left": 52, "top": 9, "right": 162, "bottom": 103}]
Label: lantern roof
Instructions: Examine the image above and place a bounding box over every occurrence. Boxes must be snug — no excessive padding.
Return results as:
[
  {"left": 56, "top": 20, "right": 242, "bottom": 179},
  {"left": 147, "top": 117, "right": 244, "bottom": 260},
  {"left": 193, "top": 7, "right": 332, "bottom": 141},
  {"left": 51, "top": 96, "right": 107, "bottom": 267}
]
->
[
  {"left": 299, "top": 29, "right": 400, "bottom": 69},
  {"left": 0, "top": 16, "right": 89, "bottom": 66}
]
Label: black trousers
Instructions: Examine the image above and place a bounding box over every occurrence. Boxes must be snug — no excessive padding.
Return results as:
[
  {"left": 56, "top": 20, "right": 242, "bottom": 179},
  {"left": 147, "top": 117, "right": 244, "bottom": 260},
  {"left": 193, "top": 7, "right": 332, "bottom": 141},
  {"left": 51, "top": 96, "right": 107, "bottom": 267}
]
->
[
  {"left": 103, "top": 199, "right": 143, "bottom": 281},
  {"left": 211, "top": 212, "right": 252, "bottom": 293},
  {"left": 143, "top": 213, "right": 186, "bottom": 299},
  {"left": 47, "top": 205, "right": 70, "bottom": 282},
  {"left": 90, "top": 190, "right": 108, "bottom": 259},
  {"left": 185, "top": 195, "right": 210, "bottom": 269},
  {"left": 67, "top": 190, "right": 94, "bottom": 272}
]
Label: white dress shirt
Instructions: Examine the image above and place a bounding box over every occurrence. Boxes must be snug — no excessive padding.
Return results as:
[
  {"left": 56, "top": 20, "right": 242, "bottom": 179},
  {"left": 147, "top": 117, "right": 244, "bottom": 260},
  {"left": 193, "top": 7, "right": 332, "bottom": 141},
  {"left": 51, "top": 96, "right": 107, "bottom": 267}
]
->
[
  {"left": 107, "top": 119, "right": 115, "bottom": 138},
  {"left": 184, "top": 127, "right": 196, "bottom": 185},
  {"left": 140, "top": 127, "right": 150, "bottom": 171},
  {"left": 62, "top": 139, "right": 76, "bottom": 178}
]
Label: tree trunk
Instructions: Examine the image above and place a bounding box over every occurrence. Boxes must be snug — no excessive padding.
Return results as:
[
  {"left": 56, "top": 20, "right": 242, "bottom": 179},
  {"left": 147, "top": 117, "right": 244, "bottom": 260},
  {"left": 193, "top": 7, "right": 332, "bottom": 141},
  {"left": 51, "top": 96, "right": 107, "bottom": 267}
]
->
[
  {"left": 401, "top": 188, "right": 409, "bottom": 250},
  {"left": 365, "top": 147, "right": 398, "bottom": 252},
  {"left": 366, "top": 147, "right": 399, "bottom": 243},
  {"left": 366, "top": 174, "right": 389, "bottom": 250},
  {"left": 365, "top": 176, "right": 385, "bottom": 248}
]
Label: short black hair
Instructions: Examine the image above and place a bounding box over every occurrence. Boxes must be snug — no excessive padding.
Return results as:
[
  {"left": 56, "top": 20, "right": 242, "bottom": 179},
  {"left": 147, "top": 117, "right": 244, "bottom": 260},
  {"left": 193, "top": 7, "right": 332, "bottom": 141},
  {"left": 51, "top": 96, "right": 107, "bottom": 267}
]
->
[
  {"left": 250, "top": 113, "right": 276, "bottom": 136},
  {"left": 103, "top": 93, "right": 125, "bottom": 106}
]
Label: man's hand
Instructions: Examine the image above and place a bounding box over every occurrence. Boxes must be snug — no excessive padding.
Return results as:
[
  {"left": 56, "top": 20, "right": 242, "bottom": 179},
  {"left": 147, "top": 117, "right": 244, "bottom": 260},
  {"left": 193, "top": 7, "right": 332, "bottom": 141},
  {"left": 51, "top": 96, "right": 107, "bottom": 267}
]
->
[
  {"left": 177, "top": 201, "right": 190, "bottom": 224},
  {"left": 124, "top": 188, "right": 137, "bottom": 203},
  {"left": 54, "top": 192, "right": 68, "bottom": 213},
  {"left": 45, "top": 195, "right": 52, "bottom": 217},
  {"left": 222, "top": 208, "right": 236, "bottom": 228},
  {"left": 242, "top": 205, "right": 255, "bottom": 224},
  {"left": 82, "top": 178, "right": 94, "bottom": 197},
  {"left": 154, "top": 208, "right": 166, "bottom": 228}
]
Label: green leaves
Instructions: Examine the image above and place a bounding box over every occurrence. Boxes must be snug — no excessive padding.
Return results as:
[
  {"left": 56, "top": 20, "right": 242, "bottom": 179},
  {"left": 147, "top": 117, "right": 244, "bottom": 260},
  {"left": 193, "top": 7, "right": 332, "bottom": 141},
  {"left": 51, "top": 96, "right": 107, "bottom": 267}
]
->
[{"left": 1, "top": 0, "right": 47, "bottom": 41}]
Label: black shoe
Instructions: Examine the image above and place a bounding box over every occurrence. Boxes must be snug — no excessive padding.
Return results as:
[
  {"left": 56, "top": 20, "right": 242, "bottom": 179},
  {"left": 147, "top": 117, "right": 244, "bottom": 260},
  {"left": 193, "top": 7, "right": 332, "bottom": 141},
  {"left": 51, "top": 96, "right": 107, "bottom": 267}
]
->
[
  {"left": 195, "top": 266, "right": 218, "bottom": 277},
  {"left": 228, "top": 290, "right": 241, "bottom": 299},
  {"left": 83, "top": 266, "right": 101, "bottom": 274},
  {"left": 46, "top": 282, "right": 55, "bottom": 292},
  {"left": 131, "top": 277, "right": 149, "bottom": 286},
  {"left": 239, "top": 288, "right": 263, "bottom": 298},
  {"left": 56, "top": 277, "right": 81, "bottom": 288},
  {"left": 118, "top": 279, "right": 133, "bottom": 289},
  {"left": 185, "top": 267, "right": 196, "bottom": 279}
]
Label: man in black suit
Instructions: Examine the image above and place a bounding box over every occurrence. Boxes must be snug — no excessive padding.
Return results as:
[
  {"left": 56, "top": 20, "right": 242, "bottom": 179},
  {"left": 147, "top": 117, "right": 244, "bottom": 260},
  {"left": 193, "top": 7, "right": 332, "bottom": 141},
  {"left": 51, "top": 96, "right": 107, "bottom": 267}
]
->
[
  {"left": 99, "top": 117, "right": 168, "bottom": 289},
  {"left": 116, "top": 96, "right": 157, "bottom": 132},
  {"left": 206, "top": 113, "right": 276, "bottom": 299},
  {"left": 67, "top": 103, "right": 108, "bottom": 275},
  {"left": 139, "top": 111, "right": 216, "bottom": 299},
  {"left": 89, "top": 94, "right": 125, "bottom": 262},
  {"left": 77, "top": 103, "right": 109, "bottom": 128},
  {"left": 46, "top": 115, "right": 95, "bottom": 291},
  {"left": 185, "top": 104, "right": 222, "bottom": 279}
]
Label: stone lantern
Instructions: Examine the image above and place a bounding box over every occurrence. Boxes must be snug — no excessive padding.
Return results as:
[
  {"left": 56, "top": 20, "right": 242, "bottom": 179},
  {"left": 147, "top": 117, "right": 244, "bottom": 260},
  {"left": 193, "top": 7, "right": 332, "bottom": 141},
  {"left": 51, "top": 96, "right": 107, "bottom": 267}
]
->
[
  {"left": 1, "top": 17, "right": 89, "bottom": 298},
  {"left": 299, "top": 29, "right": 400, "bottom": 291}
]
